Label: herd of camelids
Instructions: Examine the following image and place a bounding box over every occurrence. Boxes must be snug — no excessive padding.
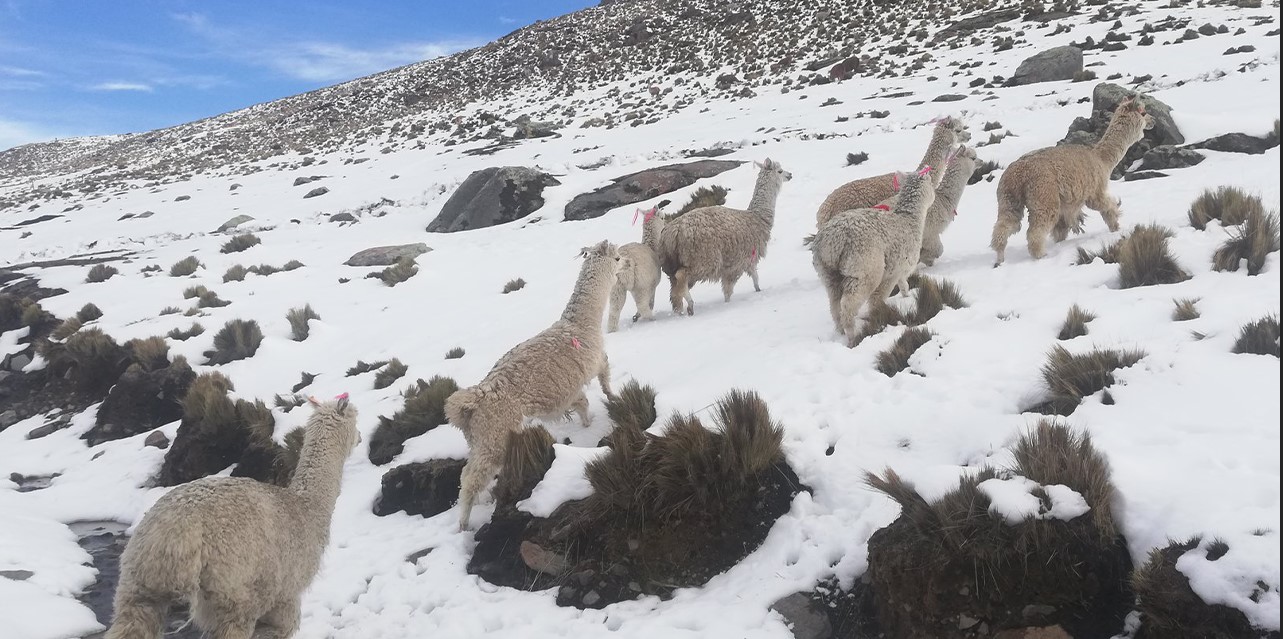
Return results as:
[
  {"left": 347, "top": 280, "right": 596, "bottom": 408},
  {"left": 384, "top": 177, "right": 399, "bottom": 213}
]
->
[{"left": 102, "top": 97, "right": 1155, "bottom": 638}]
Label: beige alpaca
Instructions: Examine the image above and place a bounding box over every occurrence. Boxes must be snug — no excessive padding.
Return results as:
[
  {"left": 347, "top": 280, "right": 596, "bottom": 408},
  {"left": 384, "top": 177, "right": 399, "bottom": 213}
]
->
[
  {"left": 990, "top": 96, "right": 1155, "bottom": 265},
  {"left": 815, "top": 116, "right": 969, "bottom": 228},
  {"left": 446, "top": 240, "right": 621, "bottom": 530},
  {"left": 608, "top": 206, "right": 664, "bottom": 332},
  {"left": 811, "top": 168, "right": 937, "bottom": 347},
  {"left": 106, "top": 396, "right": 360, "bottom": 639},
  {"left": 920, "top": 146, "right": 980, "bottom": 266},
  {"left": 659, "top": 158, "right": 792, "bottom": 316}
]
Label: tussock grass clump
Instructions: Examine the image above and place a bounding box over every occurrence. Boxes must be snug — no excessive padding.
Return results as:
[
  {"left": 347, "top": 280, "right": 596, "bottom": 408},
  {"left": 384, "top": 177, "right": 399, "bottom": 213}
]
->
[
  {"left": 1188, "top": 186, "right": 1265, "bottom": 230},
  {"left": 367, "top": 257, "right": 418, "bottom": 286},
  {"left": 367, "top": 375, "right": 460, "bottom": 465},
  {"left": 76, "top": 303, "right": 103, "bottom": 322},
  {"left": 864, "top": 421, "right": 1130, "bottom": 638},
  {"left": 183, "top": 285, "right": 209, "bottom": 299},
  {"left": 291, "top": 371, "right": 316, "bottom": 393},
  {"left": 1058, "top": 304, "right": 1096, "bottom": 340},
  {"left": 1118, "top": 224, "right": 1190, "bottom": 288},
  {"left": 876, "top": 327, "right": 933, "bottom": 376},
  {"left": 1231, "top": 315, "right": 1280, "bottom": 357},
  {"left": 0, "top": 294, "right": 29, "bottom": 333},
  {"left": 346, "top": 359, "right": 389, "bottom": 376},
  {"left": 282, "top": 259, "right": 304, "bottom": 271},
  {"left": 373, "top": 358, "right": 408, "bottom": 389},
  {"left": 85, "top": 264, "right": 118, "bottom": 283},
  {"left": 50, "top": 317, "right": 83, "bottom": 341},
  {"left": 1212, "top": 208, "right": 1279, "bottom": 276},
  {"left": 502, "top": 278, "right": 526, "bottom": 294},
  {"left": 1077, "top": 238, "right": 1123, "bottom": 265},
  {"left": 274, "top": 393, "right": 307, "bottom": 412},
  {"left": 445, "top": 347, "right": 465, "bottom": 359},
  {"left": 125, "top": 336, "right": 170, "bottom": 372},
  {"left": 20, "top": 302, "right": 55, "bottom": 332},
  {"left": 159, "top": 306, "right": 181, "bottom": 316},
  {"left": 183, "top": 307, "right": 202, "bottom": 317},
  {"left": 223, "top": 264, "right": 248, "bottom": 282},
  {"left": 166, "top": 323, "right": 204, "bottom": 341},
  {"left": 286, "top": 304, "right": 320, "bottom": 341},
  {"left": 846, "top": 152, "right": 869, "bottom": 166},
  {"left": 1036, "top": 345, "right": 1145, "bottom": 416},
  {"left": 969, "top": 158, "right": 1000, "bottom": 185},
  {"left": 1132, "top": 537, "right": 1264, "bottom": 638},
  {"left": 250, "top": 264, "right": 279, "bottom": 276},
  {"left": 1171, "top": 298, "right": 1201, "bottom": 322},
  {"left": 493, "top": 427, "right": 557, "bottom": 507},
  {"left": 203, "top": 319, "right": 263, "bottom": 365},
  {"left": 169, "top": 256, "right": 202, "bottom": 277},
  {"left": 220, "top": 233, "right": 261, "bottom": 254},
  {"left": 196, "top": 290, "right": 229, "bottom": 308},
  {"left": 670, "top": 184, "right": 729, "bottom": 219},
  {"left": 858, "top": 275, "right": 968, "bottom": 340},
  {"left": 46, "top": 328, "right": 129, "bottom": 394}
]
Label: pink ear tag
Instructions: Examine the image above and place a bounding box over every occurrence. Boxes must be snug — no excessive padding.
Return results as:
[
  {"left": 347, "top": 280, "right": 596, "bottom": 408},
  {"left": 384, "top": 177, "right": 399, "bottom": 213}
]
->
[
  {"left": 643, "top": 207, "right": 658, "bottom": 223},
  {"left": 335, "top": 392, "right": 349, "bottom": 401}
]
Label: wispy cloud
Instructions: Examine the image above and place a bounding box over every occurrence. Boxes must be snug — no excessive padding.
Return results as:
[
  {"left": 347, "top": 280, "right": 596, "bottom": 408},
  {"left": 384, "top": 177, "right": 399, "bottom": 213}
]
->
[
  {"left": 498, "top": 16, "right": 519, "bottom": 25},
  {"left": 89, "top": 81, "right": 153, "bottom": 92},
  {"left": 0, "top": 116, "right": 63, "bottom": 150},
  {"left": 0, "top": 64, "right": 44, "bottom": 77}
]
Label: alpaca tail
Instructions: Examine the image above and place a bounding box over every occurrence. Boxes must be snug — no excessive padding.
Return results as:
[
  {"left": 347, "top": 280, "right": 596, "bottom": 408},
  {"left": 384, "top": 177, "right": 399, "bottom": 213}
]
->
[
  {"left": 444, "top": 387, "right": 482, "bottom": 435},
  {"left": 104, "top": 589, "right": 167, "bottom": 639}
]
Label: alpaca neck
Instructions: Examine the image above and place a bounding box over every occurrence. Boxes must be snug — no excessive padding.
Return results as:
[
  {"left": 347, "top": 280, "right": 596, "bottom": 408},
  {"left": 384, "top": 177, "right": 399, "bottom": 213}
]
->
[
  {"left": 641, "top": 218, "right": 663, "bottom": 254},
  {"left": 747, "top": 173, "right": 782, "bottom": 226},
  {"left": 1092, "top": 118, "right": 1141, "bottom": 168},
  {"left": 560, "top": 265, "right": 613, "bottom": 327},
  {"left": 289, "top": 432, "right": 347, "bottom": 525},
  {"left": 933, "top": 165, "right": 972, "bottom": 214},
  {"left": 918, "top": 126, "right": 955, "bottom": 186}
]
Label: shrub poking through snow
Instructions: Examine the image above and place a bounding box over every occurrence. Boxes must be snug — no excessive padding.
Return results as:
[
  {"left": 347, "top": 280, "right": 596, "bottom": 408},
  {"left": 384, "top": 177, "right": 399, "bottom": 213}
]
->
[
  {"left": 502, "top": 278, "right": 527, "bottom": 294},
  {"left": 367, "top": 257, "right": 418, "bottom": 286},
  {"left": 1188, "top": 186, "right": 1265, "bottom": 231},
  {"left": 274, "top": 393, "right": 307, "bottom": 412},
  {"left": 1212, "top": 208, "right": 1280, "bottom": 276},
  {"left": 182, "top": 285, "right": 208, "bottom": 299},
  {"left": 373, "top": 358, "right": 408, "bottom": 389},
  {"left": 50, "top": 317, "right": 83, "bottom": 341},
  {"left": 1058, "top": 304, "right": 1097, "bottom": 340},
  {"left": 125, "top": 336, "right": 170, "bottom": 372},
  {"left": 76, "top": 303, "right": 102, "bottom": 322},
  {"left": 468, "top": 386, "right": 805, "bottom": 608},
  {"left": 864, "top": 421, "right": 1132, "bottom": 638},
  {"left": 223, "top": 264, "right": 248, "bottom": 282},
  {"left": 250, "top": 264, "right": 279, "bottom": 276},
  {"left": 846, "top": 152, "right": 869, "bottom": 166},
  {"left": 219, "top": 233, "right": 261, "bottom": 253},
  {"left": 857, "top": 275, "right": 968, "bottom": 341},
  {"left": 166, "top": 323, "right": 204, "bottom": 341},
  {"left": 1231, "top": 315, "right": 1280, "bottom": 357},
  {"left": 169, "top": 256, "right": 201, "bottom": 277},
  {"left": 875, "top": 327, "right": 933, "bottom": 377},
  {"left": 492, "top": 427, "right": 557, "bottom": 508},
  {"left": 42, "top": 328, "right": 130, "bottom": 395},
  {"left": 1131, "top": 536, "right": 1270, "bottom": 638},
  {"left": 1035, "top": 345, "right": 1145, "bottom": 415},
  {"left": 1118, "top": 224, "right": 1190, "bottom": 288},
  {"left": 282, "top": 259, "right": 304, "bottom": 271},
  {"left": 671, "top": 184, "right": 729, "bottom": 219},
  {"left": 203, "top": 319, "right": 263, "bottom": 365},
  {"left": 86, "top": 354, "right": 196, "bottom": 446},
  {"left": 445, "top": 347, "right": 465, "bottom": 360},
  {"left": 346, "top": 360, "right": 388, "bottom": 376},
  {"left": 286, "top": 304, "right": 320, "bottom": 341},
  {"left": 969, "top": 159, "right": 1000, "bottom": 185},
  {"left": 196, "top": 290, "right": 229, "bottom": 308},
  {"left": 367, "top": 375, "right": 460, "bottom": 465},
  {"left": 20, "top": 302, "right": 55, "bottom": 334},
  {"left": 1077, "top": 238, "right": 1123, "bottom": 265},
  {"left": 0, "top": 294, "right": 24, "bottom": 333},
  {"left": 159, "top": 306, "right": 181, "bottom": 316},
  {"left": 1172, "top": 298, "right": 1201, "bottom": 322},
  {"left": 85, "top": 264, "right": 118, "bottom": 283},
  {"left": 157, "top": 371, "right": 300, "bottom": 486}
]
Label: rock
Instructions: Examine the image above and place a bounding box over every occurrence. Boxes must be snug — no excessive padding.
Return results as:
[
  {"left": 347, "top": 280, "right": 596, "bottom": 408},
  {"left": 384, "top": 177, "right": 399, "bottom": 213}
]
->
[
  {"left": 85, "top": 361, "right": 196, "bottom": 446},
  {"left": 994, "top": 626, "right": 1072, "bottom": 639},
  {"left": 771, "top": 592, "right": 834, "bottom": 639},
  {"left": 174, "top": 195, "right": 191, "bottom": 202},
  {"left": 511, "top": 115, "right": 562, "bottom": 140},
  {"left": 406, "top": 548, "right": 433, "bottom": 564},
  {"left": 372, "top": 459, "right": 465, "bottom": 517},
  {"left": 428, "top": 167, "right": 560, "bottom": 232},
  {"left": 959, "top": 614, "right": 981, "bottom": 629},
  {"left": 1186, "top": 132, "right": 1275, "bottom": 155},
  {"left": 328, "top": 212, "right": 357, "bottom": 223},
  {"left": 4, "top": 352, "right": 31, "bottom": 371},
  {"left": 1060, "top": 83, "right": 1184, "bottom": 178},
  {"left": 303, "top": 186, "right": 329, "bottom": 199},
  {"left": 343, "top": 243, "right": 432, "bottom": 267},
  {"left": 519, "top": 541, "right": 569, "bottom": 575},
  {"left": 229, "top": 183, "right": 241, "bottom": 191},
  {"left": 26, "top": 420, "right": 67, "bottom": 440},
  {"left": 1022, "top": 604, "right": 1058, "bottom": 621},
  {"left": 1008, "top": 46, "right": 1083, "bottom": 86},
  {"left": 0, "top": 410, "right": 17, "bottom": 428},
  {"left": 1124, "top": 170, "right": 1168, "bottom": 181},
  {"left": 581, "top": 590, "right": 602, "bottom": 607},
  {"left": 292, "top": 176, "right": 323, "bottom": 186},
  {"left": 1137, "top": 145, "right": 1205, "bottom": 171},
  {"left": 215, "top": 214, "right": 254, "bottom": 232},
  {"left": 144, "top": 430, "right": 170, "bottom": 449},
  {"left": 563, "top": 159, "right": 744, "bottom": 222},
  {"left": 0, "top": 569, "right": 34, "bottom": 581},
  {"left": 933, "top": 94, "right": 968, "bottom": 102}
]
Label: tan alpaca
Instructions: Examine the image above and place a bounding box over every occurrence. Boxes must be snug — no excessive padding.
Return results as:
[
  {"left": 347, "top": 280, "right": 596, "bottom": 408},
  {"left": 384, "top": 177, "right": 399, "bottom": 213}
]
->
[
  {"left": 106, "top": 396, "right": 360, "bottom": 639},
  {"left": 990, "top": 96, "right": 1155, "bottom": 265},
  {"left": 659, "top": 158, "right": 792, "bottom": 316},
  {"left": 815, "top": 117, "right": 969, "bottom": 228},
  {"left": 446, "top": 240, "right": 621, "bottom": 530},
  {"left": 608, "top": 206, "right": 664, "bottom": 332}
]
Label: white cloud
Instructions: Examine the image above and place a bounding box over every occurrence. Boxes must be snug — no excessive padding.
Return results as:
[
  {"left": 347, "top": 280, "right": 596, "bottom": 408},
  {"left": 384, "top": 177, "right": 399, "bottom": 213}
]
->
[
  {"left": 0, "top": 116, "right": 61, "bottom": 151},
  {"left": 89, "top": 81, "right": 154, "bottom": 92},
  {"left": 499, "top": 16, "right": 519, "bottom": 25},
  {"left": 0, "top": 64, "right": 44, "bottom": 77},
  {"left": 264, "top": 40, "right": 481, "bottom": 82}
]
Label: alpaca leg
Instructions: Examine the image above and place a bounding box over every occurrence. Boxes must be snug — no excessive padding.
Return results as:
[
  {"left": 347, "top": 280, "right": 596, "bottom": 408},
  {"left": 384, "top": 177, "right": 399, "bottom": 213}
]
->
[
  {"left": 920, "top": 235, "right": 943, "bottom": 266},
  {"left": 606, "top": 283, "right": 627, "bottom": 333},
  {"left": 1052, "top": 204, "right": 1082, "bottom": 242},
  {"left": 570, "top": 390, "right": 592, "bottom": 427},
  {"left": 255, "top": 600, "right": 301, "bottom": 639},
  {"left": 1086, "top": 191, "right": 1122, "bottom": 232},
  {"left": 458, "top": 453, "right": 498, "bottom": 531},
  {"left": 210, "top": 621, "right": 255, "bottom": 639},
  {"left": 597, "top": 353, "right": 613, "bottom": 398},
  {"left": 839, "top": 277, "right": 878, "bottom": 348},
  {"left": 634, "top": 286, "right": 655, "bottom": 322},
  {"left": 203, "top": 598, "right": 256, "bottom": 639},
  {"left": 1025, "top": 196, "right": 1058, "bottom": 260},
  {"left": 991, "top": 195, "right": 1024, "bottom": 266},
  {"left": 104, "top": 589, "right": 167, "bottom": 639},
  {"left": 819, "top": 269, "right": 843, "bottom": 331},
  {"left": 748, "top": 263, "right": 762, "bottom": 292},
  {"left": 721, "top": 272, "right": 742, "bottom": 302},
  {"left": 669, "top": 270, "right": 690, "bottom": 315}
]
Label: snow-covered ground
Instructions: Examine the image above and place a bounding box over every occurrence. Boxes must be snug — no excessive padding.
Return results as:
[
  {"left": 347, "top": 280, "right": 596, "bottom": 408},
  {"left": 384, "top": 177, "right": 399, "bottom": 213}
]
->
[{"left": 1, "top": 3, "right": 1279, "bottom": 638}]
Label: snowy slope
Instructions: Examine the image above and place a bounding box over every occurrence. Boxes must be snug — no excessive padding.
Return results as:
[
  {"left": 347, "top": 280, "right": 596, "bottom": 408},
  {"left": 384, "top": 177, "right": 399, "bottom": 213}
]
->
[{"left": 1, "top": 2, "right": 1280, "bottom": 638}]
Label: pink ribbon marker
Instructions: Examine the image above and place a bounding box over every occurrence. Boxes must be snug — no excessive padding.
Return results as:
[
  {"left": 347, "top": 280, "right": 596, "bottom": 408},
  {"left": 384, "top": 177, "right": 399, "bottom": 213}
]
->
[
  {"left": 917, "top": 165, "right": 933, "bottom": 177},
  {"left": 632, "top": 208, "right": 642, "bottom": 225},
  {"left": 891, "top": 173, "right": 900, "bottom": 192},
  {"left": 873, "top": 204, "right": 891, "bottom": 211},
  {"left": 571, "top": 337, "right": 581, "bottom": 349},
  {"left": 750, "top": 247, "right": 759, "bottom": 264},
  {"left": 335, "top": 392, "right": 349, "bottom": 401},
  {"left": 643, "top": 207, "right": 658, "bottom": 223}
]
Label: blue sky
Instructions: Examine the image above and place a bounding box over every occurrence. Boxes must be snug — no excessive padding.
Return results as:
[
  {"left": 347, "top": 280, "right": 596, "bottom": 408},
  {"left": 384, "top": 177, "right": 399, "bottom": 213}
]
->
[{"left": 0, "top": 1, "right": 595, "bottom": 151}]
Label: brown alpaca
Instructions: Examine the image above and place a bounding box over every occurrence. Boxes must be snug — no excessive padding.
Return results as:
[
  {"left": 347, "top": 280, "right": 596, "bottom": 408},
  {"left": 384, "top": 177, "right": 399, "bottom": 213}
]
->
[{"left": 990, "top": 96, "right": 1155, "bottom": 265}]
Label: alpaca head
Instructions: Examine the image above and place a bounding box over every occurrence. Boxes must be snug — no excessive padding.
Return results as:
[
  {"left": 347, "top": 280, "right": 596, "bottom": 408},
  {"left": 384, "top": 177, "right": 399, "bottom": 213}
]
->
[
  {"left": 1110, "top": 96, "right": 1156, "bottom": 140},
  {"left": 306, "top": 393, "right": 361, "bottom": 451},
  {"left": 942, "top": 145, "right": 979, "bottom": 188},
  {"left": 578, "top": 240, "right": 623, "bottom": 282},
  {"left": 892, "top": 166, "right": 938, "bottom": 217},
  {"left": 933, "top": 116, "right": 971, "bottom": 144},
  {"left": 753, "top": 157, "right": 793, "bottom": 184}
]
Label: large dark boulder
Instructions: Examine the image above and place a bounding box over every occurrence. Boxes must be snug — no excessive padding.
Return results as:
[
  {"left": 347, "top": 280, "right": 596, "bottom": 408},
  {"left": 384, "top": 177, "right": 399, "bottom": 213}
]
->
[
  {"left": 563, "top": 159, "right": 744, "bottom": 221},
  {"left": 1060, "top": 83, "right": 1184, "bottom": 179},
  {"left": 372, "top": 459, "right": 465, "bottom": 517},
  {"left": 1007, "top": 46, "right": 1083, "bottom": 86},
  {"left": 1137, "top": 146, "right": 1206, "bottom": 171},
  {"left": 1186, "top": 132, "right": 1277, "bottom": 155},
  {"left": 85, "top": 359, "right": 197, "bottom": 446},
  {"left": 427, "top": 166, "right": 561, "bottom": 232}
]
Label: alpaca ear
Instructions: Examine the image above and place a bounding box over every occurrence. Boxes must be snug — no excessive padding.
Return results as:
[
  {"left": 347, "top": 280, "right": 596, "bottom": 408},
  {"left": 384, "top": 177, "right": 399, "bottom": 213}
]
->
[
  {"left": 307, "top": 395, "right": 321, "bottom": 407},
  {"left": 595, "top": 240, "right": 612, "bottom": 256},
  {"left": 336, "top": 397, "right": 349, "bottom": 412},
  {"left": 752, "top": 160, "right": 763, "bottom": 169}
]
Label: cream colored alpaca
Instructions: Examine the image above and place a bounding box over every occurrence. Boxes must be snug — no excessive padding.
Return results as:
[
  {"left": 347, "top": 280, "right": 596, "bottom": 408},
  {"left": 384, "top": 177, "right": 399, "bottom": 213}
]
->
[
  {"left": 446, "top": 240, "right": 621, "bottom": 530},
  {"left": 990, "top": 96, "right": 1155, "bottom": 265},
  {"left": 607, "top": 206, "right": 664, "bottom": 332},
  {"left": 815, "top": 117, "right": 969, "bottom": 228},
  {"left": 811, "top": 167, "right": 937, "bottom": 347},
  {"left": 106, "top": 396, "right": 360, "bottom": 639},
  {"left": 920, "top": 146, "right": 979, "bottom": 266},
  {"left": 659, "top": 158, "right": 792, "bottom": 316}
]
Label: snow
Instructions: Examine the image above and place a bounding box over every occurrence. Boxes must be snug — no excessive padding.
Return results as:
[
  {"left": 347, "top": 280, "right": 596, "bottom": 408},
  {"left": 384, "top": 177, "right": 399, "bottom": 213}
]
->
[
  {"left": 518, "top": 444, "right": 608, "bottom": 518},
  {"left": 976, "top": 476, "right": 1092, "bottom": 525},
  {"left": 0, "top": 2, "right": 1280, "bottom": 638}
]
